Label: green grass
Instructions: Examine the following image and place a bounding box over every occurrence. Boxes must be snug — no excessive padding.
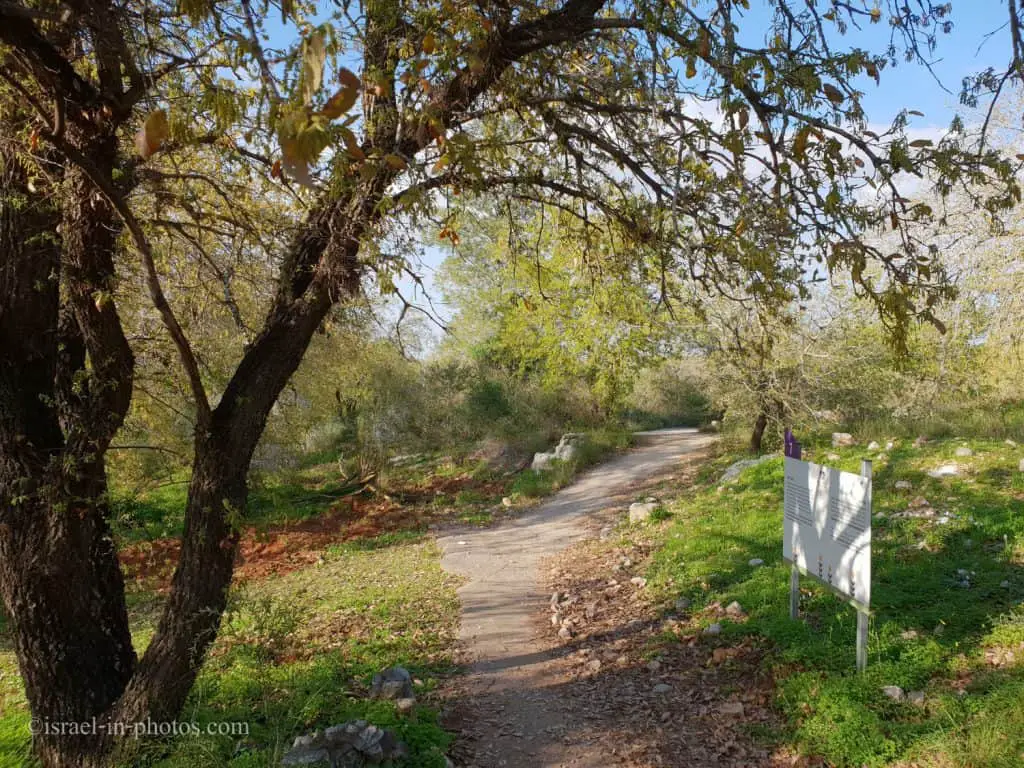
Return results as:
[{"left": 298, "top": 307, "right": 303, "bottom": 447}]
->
[
  {"left": 0, "top": 538, "right": 460, "bottom": 768},
  {"left": 109, "top": 473, "right": 364, "bottom": 544},
  {"left": 645, "top": 436, "right": 1024, "bottom": 767}
]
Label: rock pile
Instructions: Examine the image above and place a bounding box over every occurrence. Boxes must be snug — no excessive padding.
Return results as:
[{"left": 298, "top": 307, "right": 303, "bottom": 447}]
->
[
  {"left": 532, "top": 433, "right": 586, "bottom": 471},
  {"left": 281, "top": 721, "right": 407, "bottom": 767}
]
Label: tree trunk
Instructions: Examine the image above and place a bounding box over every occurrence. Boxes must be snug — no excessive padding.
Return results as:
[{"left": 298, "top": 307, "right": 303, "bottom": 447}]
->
[
  {"left": 111, "top": 220, "right": 357, "bottom": 738},
  {"left": 1, "top": 146, "right": 136, "bottom": 767},
  {"left": 750, "top": 410, "right": 768, "bottom": 453}
]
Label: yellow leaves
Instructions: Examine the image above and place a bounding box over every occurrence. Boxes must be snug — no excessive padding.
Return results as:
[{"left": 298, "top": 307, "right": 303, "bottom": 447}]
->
[
  {"left": 317, "top": 70, "right": 360, "bottom": 119},
  {"left": 338, "top": 67, "right": 360, "bottom": 91},
  {"left": 93, "top": 291, "right": 111, "bottom": 312},
  {"left": 438, "top": 226, "right": 460, "bottom": 246},
  {"left": 300, "top": 29, "right": 327, "bottom": 106},
  {"left": 135, "top": 109, "right": 169, "bottom": 159},
  {"left": 431, "top": 154, "right": 450, "bottom": 175},
  {"left": 697, "top": 30, "right": 711, "bottom": 59},
  {"left": 792, "top": 125, "right": 812, "bottom": 159},
  {"left": 685, "top": 57, "right": 697, "bottom": 79},
  {"left": 340, "top": 128, "right": 365, "bottom": 161},
  {"left": 422, "top": 32, "right": 437, "bottom": 55},
  {"left": 321, "top": 87, "right": 359, "bottom": 119},
  {"left": 822, "top": 83, "right": 845, "bottom": 105},
  {"left": 276, "top": 105, "right": 330, "bottom": 188},
  {"left": 870, "top": 6, "right": 882, "bottom": 22}
]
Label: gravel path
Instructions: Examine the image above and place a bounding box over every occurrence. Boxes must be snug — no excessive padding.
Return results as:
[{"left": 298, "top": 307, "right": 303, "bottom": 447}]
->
[{"left": 438, "top": 428, "right": 716, "bottom": 767}]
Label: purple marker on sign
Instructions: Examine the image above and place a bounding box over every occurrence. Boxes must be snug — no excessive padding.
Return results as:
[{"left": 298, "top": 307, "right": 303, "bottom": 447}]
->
[{"left": 784, "top": 428, "right": 802, "bottom": 460}]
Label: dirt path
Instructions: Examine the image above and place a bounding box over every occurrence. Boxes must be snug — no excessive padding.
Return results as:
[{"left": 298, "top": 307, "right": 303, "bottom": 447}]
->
[{"left": 437, "top": 429, "right": 719, "bottom": 767}]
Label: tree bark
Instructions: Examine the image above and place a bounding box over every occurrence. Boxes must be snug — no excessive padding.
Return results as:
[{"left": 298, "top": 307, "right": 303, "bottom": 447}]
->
[
  {"left": 1, "top": 145, "right": 136, "bottom": 767},
  {"left": 750, "top": 410, "right": 768, "bottom": 453}
]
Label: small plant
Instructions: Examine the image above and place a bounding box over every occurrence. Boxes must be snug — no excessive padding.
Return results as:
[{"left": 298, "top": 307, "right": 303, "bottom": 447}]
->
[
  {"left": 220, "top": 592, "right": 303, "bottom": 661},
  {"left": 649, "top": 506, "right": 672, "bottom": 522}
]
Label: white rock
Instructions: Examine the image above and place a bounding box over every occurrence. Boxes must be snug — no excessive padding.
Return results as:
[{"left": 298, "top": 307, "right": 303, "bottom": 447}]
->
[
  {"left": 881, "top": 685, "right": 905, "bottom": 702},
  {"left": 558, "top": 626, "right": 573, "bottom": 640},
  {"left": 886, "top": 441, "right": 895, "bottom": 450},
  {"left": 1019, "top": 458, "right": 1024, "bottom": 473},
  {"left": 955, "top": 446, "right": 974, "bottom": 457},
  {"left": 827, "top": 453, "right": 840, "bottom": 462},
  {"left": 554, "top": 442, "right": 578, "bottom": 462},
  {"left": 1005, "top": 438, "right": 1017, "bottom": 446},
  {"left": 725, "top": 601, "right": 744, "bottom": 617},
  {"left": 907, "top": 691, "right": 926, "bottom": 707},
  {"left": 630, "top": 576, "right": 647, "bottom": 588},
  {"left": 832, "top": 432, "right": 856, "bottom": 447},
  {"left": 647, "top": 660, "right": 662, "bottom": 672},
  {"left": 867, "top": 441, "right": 881, "bottom": 450},
  {"left": 928, "top": 464, "right": 960, "bottom": 479},
  {"left": 748, "top": 558, "right": 764, "bottom": 567},
  {"left": 629, "top": 501, "right": 659, "bottom": 523},
  {"left": 895, "top": 480, "right": 913, "bottom": 490},
  {"left": 1001, "top": 580, "right": 1011, "bottom": 588},
  {"left": 720, "top": 454, "right": 775, "bottom": 483},
  {"left": 703, "top": 622, "right": 722, "bottom": 636},
  {"left": 531, "top": 452, "right": 556, "bottom": 471},
  {"left": 502, "top": 496, "right": 513, "bottom": 507},
  {"left": 674, "top": 597, "right": 691, "bottom": 611}
]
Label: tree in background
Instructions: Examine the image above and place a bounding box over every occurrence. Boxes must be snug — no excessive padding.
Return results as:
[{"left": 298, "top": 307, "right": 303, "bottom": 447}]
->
[{"left": 0, "top": 1, "right": 1018, "bottom": 765}]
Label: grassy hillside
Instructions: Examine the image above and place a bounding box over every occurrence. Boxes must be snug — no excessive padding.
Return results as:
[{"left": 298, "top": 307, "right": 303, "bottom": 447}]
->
[{"left": 644, "top": 436, "right": 1024, "bottom": 766}]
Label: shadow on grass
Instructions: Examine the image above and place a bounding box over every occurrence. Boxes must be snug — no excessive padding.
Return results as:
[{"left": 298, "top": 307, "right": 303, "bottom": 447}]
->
[{"left": 648, "top": 443, "right": 1024, "bottom": 766}]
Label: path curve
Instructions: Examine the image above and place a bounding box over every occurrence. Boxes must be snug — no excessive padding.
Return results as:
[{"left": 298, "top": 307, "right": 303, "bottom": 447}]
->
[{"left": 438, "top": 428, "right": 715, "bottom": 767}]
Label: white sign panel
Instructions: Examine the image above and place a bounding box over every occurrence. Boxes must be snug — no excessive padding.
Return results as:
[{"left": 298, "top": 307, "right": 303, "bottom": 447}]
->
[{"left": 783, "top": 457, "right": 872, "bottom": 609}]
